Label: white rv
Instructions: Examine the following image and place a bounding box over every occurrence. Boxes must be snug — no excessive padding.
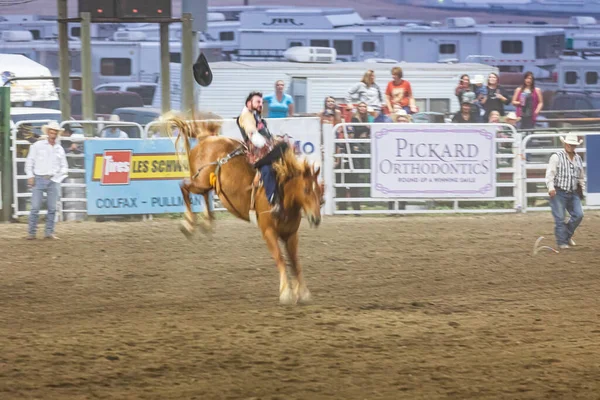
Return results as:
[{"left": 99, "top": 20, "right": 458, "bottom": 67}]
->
[
  {"left": 0, "top": 32, "right": 224, "bottom": 87},
  {"left": 0, "top": 53, "right": 59, "bottom": 108},
  {"left": 195, "top": 56, "right": 499, "bottom": 117}
]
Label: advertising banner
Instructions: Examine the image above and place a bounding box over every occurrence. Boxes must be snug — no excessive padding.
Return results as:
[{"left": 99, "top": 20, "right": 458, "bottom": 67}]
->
[
  {"left": 84, "top": 138, "right": 208, "bottom": 215},
  {"left": 371, "top": 124, "right": 496, "bottom": 198},
  {"left": 586, "top": 135, "right": 600, "bottom": 206}
]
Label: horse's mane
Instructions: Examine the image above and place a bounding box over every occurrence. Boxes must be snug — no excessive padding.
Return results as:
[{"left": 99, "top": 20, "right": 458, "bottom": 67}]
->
[{"left": 273, "top": 148, "right": 310, "bottom": 185}]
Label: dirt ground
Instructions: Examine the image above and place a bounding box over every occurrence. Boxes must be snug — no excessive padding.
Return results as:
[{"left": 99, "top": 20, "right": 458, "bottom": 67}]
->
[{"left": 1, "top": 212, "right": 599, "bottom": 400}]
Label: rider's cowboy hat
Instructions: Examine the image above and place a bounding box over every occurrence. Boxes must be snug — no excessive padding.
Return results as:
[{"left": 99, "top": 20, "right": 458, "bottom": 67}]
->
[
  {"left": 192, "top": 53, "right": 213, "bottom": 87},
  {"left": 560, "top": 132, "right": 583, "bottom": 146},
  {"left": 41, "top": 121, "right": 64, "bottom": 135}
]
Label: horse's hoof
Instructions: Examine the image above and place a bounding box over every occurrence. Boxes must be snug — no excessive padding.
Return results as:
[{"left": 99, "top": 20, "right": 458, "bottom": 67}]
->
[
  {"left": 279, "top": 287, "right": 296, "bottom": 305},
  {"left": 297, "top": 288, "right": 312, "bottom": 304},
  {"left": 180, "top": 221, "right": 195, "bottom": 240}
]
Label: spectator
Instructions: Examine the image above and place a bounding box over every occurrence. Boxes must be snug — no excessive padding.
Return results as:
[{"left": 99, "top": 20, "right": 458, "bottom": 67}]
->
[
  {"left": 385, "top": 66, "right": 417, "bottom": 120},
  {"left": 346, "top": 70, "right": 383, "bottom": 113},
  {"left": 472, "top": 74, "right": 487, "bottom": 116},
  {"left": 263, "top": 80, "right": 294, "bottom": 118},
  {"left": 488, "top": 110, "right": 501, "bottom": 124},
  {"left": 395, "top": 109, "right": 412, "bottom": 123},
  {"left": 483, "top": 72, "right": 510, "bottom": 120},
  {"left": 25, "top": 121, "right": 68, "bottom": 240},
  {"left": 452, "top": 99, "right": 479, "bottom": 123},
  {"left": 101, "top": 115, "right": 129, "bottom": 138},
  {"left": 512, "top": 71, "right": 543, "bottom": 130},
  {"left": 319, "top": 96, "right": 342, "bottom": 127},
  {"left": 455, "top": 74, "right": 475, "bottom": 105},
  {"left": 350, "top": 102, "right": 374, "bottom": 138},
  {"left": 504, "top": 111, "right": 520, "bottom": 127}
]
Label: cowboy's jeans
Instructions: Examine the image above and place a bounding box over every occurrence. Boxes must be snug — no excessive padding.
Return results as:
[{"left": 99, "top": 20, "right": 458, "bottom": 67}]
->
[
  {"left": 549, "top": 189, "right": 584, "bottom": 246},
  {"left": 28, "top": 176, "right": 60, "bottom": 236},
  {"left": 260, "top": 164, "right": 277, "bottom": 205}
]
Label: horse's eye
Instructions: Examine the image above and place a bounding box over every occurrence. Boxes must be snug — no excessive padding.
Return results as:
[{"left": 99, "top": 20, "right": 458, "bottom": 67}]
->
[{"left": 304, "top": 186, "right": 311, "bottom": 194}]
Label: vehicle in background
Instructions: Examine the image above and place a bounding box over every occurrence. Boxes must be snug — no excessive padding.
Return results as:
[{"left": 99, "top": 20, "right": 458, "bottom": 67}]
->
[
  {"left": 10, "top": 107, "right": 61, "bottom": 126},
  {"left": 111, "top": 106, "right": 162, "bottom": 138},
  {"left": 69, "top": 90, "right": 145, "bottom": 120},
  {"left": 94, "top": 82, "right": 157, "bottom": 106},
  {"left": 543, "top": 91, "right": 600, "bottom": 127},
  {"left": 1, "top": 53, "right": 59, "bottom": 110}
]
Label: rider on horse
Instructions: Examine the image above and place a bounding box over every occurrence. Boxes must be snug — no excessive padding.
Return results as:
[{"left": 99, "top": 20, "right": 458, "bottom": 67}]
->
[{"left": 237, "top": 91, "right": 284, "bottom": 217}]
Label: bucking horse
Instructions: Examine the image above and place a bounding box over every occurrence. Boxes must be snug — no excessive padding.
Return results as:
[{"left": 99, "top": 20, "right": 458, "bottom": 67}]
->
[{"left": 166, "top": 116, "right": 323, "bottom": 305}]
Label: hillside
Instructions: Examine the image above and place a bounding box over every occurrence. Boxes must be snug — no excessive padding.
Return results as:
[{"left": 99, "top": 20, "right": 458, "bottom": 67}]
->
[{"left": 0, "top": 0, "right": 568, "bottom": 23}]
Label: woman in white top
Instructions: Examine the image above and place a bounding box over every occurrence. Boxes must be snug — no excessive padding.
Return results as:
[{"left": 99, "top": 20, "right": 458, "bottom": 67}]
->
[{"left": 345, "top": 70, "right": 383, "bottom": 112}]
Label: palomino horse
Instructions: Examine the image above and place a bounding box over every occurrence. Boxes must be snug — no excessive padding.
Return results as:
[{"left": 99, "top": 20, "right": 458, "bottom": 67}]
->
[{"left": 167, "top": 116, "right": 323, "bottom": 305}]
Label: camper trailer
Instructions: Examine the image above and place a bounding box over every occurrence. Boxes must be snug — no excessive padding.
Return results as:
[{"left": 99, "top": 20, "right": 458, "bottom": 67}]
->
[
  {"left": 195, "top": 54, "right": 498, "bottom": 117},
  {"left": 0, "top": 53, "right": 59, "bottom": 109}
]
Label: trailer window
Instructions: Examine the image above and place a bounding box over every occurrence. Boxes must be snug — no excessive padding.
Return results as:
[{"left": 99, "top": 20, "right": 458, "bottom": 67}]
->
[
  {"left": 100, "top": 58, "right": 131, "bottom": 76},
  {"left": 498, "top": 65, "right": 524, "bottom": 73},
  {"left": 362, "top": 41, "right": 376, "bottom": 52},
  {"left": 219, "top": 31, "right": 235, "bottom": 41},
  {"left": 535, "top": 34, "right": 564, "bottom": 59},
  {"left": 565, "top": 71, "right": 578, "bottom": 85},
  {"left": 586, "top": 71, "right": 598, "bottom": 85},
  {"left": 71, "top": 27, "right": 81, "bottom": 37},
  {"left": 333, "top": 40, "right": 353, "bottom": 56},
  {"left": 310, "top": 39, "right": 329, "bottom": 47},
  {"left": 439, "top": 44, "right": 456, "bottom": 54},
  {"left": 29, "top": 30, "right": 41, "bottom": 40},
  {"left": 170, "top": 52, "right": 181, "bottom": 63},
  {"left": 430, "top": 99, "right": 450, "bottom": 114},
  {"left": 501, "top": 40, "right": 523, "bottom": 54},
  {"left": 289, "top": 42, "right": 303, "bottom": 48}
]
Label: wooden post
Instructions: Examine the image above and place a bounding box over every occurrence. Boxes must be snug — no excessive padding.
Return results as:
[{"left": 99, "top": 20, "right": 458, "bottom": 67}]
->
[
  {"left": 160, "top": 22, "right": 171, "bottom": 114},
  {"left": 58, "top": 0, "right": 71, "bottom": 120},
  {"left": 80, "top": 12, "right": 94, "bottom": 137},
  {"left": 181, "top": 13, "right": 195, "bottom": 117}
]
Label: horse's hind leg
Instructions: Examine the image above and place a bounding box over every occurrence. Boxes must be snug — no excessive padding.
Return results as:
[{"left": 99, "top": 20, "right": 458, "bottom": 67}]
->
[
  {"left": 180, "top": 179, "right": 212, "bottom": 238},
  {"left": 180, "top": 179, "right": 197, "bottom": 237},
  {"left": 284, "top": 232, "right": 311, "bottom": 304}
]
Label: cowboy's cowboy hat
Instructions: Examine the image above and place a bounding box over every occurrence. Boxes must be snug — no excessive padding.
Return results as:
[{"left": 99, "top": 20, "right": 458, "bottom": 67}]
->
[
  {"left": 560, "top": 132, "right": 583, "bottom": 146},
  {"left": 41, "top": 121, "right": 64, "bottom": 135},
  {"left": 192, "top": 52, "right": 213, "bottom": 87}
]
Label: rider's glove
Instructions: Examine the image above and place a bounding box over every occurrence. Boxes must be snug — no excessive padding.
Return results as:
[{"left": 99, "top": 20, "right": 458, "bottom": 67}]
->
[{"left": 251, "top": 131, "right": 266, "bottom": 148}]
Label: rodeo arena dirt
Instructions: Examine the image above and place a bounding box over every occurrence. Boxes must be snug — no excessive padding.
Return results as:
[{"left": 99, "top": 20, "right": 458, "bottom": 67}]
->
[{"left": 3, "top": 64, "right": 600, "bottom": 398}]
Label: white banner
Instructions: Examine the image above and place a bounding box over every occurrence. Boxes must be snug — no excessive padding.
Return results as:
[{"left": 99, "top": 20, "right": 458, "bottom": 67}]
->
[
  {"left": 220, "top": 117, "right": 322, "bottom": 167},
  {"left": 371, "top": 124, "right": 496, "bottom": 198}
]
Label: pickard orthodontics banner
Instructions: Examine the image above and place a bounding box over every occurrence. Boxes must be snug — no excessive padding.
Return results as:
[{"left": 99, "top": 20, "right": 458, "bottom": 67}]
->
[{"left": 371, "top": 125, "right": 497, "bottom": 198}]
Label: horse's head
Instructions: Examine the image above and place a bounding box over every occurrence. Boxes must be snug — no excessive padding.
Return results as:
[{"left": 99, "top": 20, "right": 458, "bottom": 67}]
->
[
  {"left": 283, "top": 161, "right": 322, "bottom": 227},
  {"left": 274, "top": 149, "right": 322, "bottom": 228}
]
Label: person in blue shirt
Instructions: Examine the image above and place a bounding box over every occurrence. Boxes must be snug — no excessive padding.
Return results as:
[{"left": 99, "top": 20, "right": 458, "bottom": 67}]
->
[{"left": 263, "top": 80, "right": 294, "bottom": 118}]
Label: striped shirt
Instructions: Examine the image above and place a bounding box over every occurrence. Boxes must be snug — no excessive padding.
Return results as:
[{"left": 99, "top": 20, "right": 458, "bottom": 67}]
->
[{"left": 545, "top": 150, "right": 585, "bottom": 193}]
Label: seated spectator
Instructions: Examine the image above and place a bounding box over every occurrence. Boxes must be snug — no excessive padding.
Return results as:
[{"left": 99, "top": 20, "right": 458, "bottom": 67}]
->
[
  {"left": 395, "top": 109, "right": 412, "bottom": 123},
  {"left": 385, "top": 66, "right": 417, "bottom": 120},
  {"left": 263, "top": 80, "right": 294, "bottom": 118},
  {"left": 452, "top": 100, "right": 479, "bottom": 123},
  {"left": 350, "top": 102, "right": 373, "bottom": 138},
  {"left": 346, "top": 70, "right": 383, "bottom": 114},
  {"left": 488, "top": 110, "right": 501, "bottom": 124},
  {"left": 101, "top": 115, "right": 129, "bottom": 138},
  {"left": 504, "top": 111, "right": 520, "bottom": 128}
]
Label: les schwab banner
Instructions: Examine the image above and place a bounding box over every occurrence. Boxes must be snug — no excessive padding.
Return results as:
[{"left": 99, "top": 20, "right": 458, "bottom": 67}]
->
[{"left": 84, "top": 118, "right": 322, "bottom": 215}]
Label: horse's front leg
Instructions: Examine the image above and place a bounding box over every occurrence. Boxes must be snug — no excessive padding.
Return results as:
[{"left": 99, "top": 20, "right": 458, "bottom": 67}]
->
[
  {"left": 284, "top": 232, "right": 311, "bottom": 304},
  {"left": 263, "top": 228, "right": 295, "bottom": 305}
]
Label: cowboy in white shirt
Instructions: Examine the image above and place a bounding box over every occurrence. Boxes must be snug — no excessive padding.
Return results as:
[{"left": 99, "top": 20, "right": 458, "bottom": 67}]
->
[
  {"left": 25, "top": 121, "right": 68, "bottom": 240},
  {"left": 545, "top": 132, "right": 586, "bottom": 249}
]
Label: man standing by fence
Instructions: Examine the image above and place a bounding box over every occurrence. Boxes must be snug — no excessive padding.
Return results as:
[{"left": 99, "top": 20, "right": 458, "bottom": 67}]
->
[
  {"left": 545, "top": 132, "right": 585, "bottom": 249},
  {"left": 25, "top": 121, "right": 68, "bottom": 240}
]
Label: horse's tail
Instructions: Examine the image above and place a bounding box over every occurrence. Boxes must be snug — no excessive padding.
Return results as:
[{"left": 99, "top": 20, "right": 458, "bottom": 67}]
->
[{"left": 165, "top": 114, "right": 196, "bottom": 177}]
